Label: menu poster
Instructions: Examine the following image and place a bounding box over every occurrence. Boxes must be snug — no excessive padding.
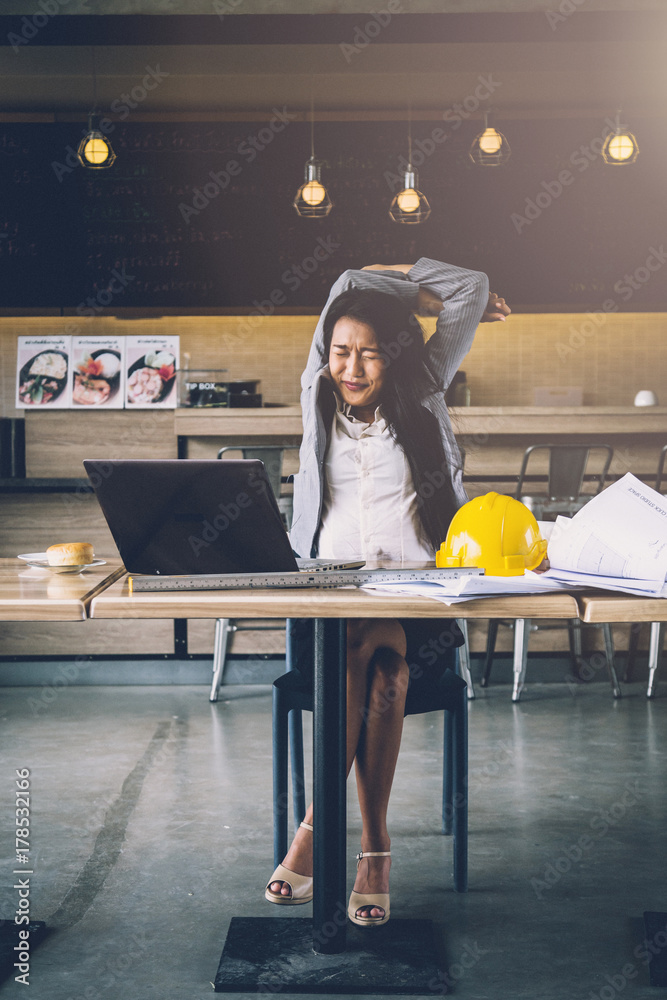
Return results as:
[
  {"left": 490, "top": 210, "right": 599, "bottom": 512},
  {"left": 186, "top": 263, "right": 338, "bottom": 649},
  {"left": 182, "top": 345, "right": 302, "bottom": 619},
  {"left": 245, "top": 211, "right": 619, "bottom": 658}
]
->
[
  {"left": 71, "top": 337, "right": 125, "bottom": 409},
  {"left": 16, "top": 336, "right": 72, "bottom": 409},
  {"left": 125, "top": 336, "right": 179, "bottom": 409}
]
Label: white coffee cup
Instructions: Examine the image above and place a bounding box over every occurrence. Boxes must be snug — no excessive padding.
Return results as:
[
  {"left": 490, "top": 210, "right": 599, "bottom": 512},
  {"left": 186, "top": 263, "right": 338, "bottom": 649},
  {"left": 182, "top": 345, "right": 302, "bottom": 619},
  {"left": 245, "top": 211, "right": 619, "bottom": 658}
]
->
[{"left": 634, "top": 390, "right": 658, "bottom": 407}]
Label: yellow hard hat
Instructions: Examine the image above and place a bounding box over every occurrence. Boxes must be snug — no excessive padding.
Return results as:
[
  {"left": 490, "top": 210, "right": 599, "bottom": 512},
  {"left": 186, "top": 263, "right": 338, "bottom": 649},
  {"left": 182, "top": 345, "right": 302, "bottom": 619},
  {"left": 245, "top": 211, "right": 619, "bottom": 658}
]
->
[{"left": 436, "top": 492, "right": 548, "bottom": 577}]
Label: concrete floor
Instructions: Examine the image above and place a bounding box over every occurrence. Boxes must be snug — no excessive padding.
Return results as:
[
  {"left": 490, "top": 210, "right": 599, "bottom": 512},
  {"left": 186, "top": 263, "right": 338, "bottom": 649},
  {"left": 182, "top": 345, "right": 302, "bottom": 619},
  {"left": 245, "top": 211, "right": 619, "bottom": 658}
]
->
[{"left": 0, "top": 681, "right": 666, "bottom": 999}]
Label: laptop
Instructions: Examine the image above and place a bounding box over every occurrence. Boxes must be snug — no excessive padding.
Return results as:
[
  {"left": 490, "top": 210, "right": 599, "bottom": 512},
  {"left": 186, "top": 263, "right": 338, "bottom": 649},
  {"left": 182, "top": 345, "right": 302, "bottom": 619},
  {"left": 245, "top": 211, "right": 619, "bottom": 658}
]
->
[{"left": 84, "top": 458, "right": 363, "bottom": 576}]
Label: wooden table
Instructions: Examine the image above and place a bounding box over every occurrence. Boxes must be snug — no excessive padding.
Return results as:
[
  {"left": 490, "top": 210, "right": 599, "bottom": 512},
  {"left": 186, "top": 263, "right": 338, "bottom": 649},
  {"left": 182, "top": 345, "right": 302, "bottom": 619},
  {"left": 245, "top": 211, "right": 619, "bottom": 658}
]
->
[
  {"left": 89, "top": 577, "right": 580, "bottom": 622},
  {"left": 90, "top": 576, "right": 580, "bottom": 961},
  {"left": 0, "top": 558, "right": 125, "bottom": 621},
  {"left": 578, "top": 593, "right": 666, "bottom": 697}
]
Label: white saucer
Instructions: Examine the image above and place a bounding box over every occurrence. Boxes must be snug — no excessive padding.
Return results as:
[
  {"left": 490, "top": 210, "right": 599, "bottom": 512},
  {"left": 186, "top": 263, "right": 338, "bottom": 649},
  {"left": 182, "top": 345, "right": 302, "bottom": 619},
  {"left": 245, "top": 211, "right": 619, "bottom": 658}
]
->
[{"left": 18, "top": 553, "right": 106, "bottom": 574}]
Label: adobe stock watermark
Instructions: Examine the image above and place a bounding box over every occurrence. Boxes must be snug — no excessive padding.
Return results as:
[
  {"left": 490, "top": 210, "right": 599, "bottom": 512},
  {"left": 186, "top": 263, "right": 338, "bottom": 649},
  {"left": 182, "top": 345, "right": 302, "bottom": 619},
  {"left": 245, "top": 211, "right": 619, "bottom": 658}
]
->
[
  {"left": 214, "top": 235, "right": 341, "bottom": 353},
  {"left": 213, "top": 0, "right": 243, "bottom": 17},
  {"left": 75, "top": 265, "right": 135, "bottom": 317},
  {"left": 359, "top": 623, "right": 463, "bottom": 725},
  {"left": 213, "top": 0, "right": 280, "bottom": 20},
  {"left": 178, "top": 107, "right": 296, "bottom": 223},
  {"left": 556, "top": 244, "right": 667, "bottom": 362},
  {"left": 511, "top": 117, "right": 623, "bottom": 235},
  {"left": 7, "top": 0, "right": 72, "bottom": 53},
  {"left": 530, "top": 779, "right": 643, "bottom": 899},
  {"left": 383, "top": 75, "right": 501, "bottom": 194},
  {"left": 339, "top": 0, "right": 404, "bottom": 64},
  {"left": 545, "top": 0, "right": 587, "bottom": 31},
  {"left": 428, "top": 940, "right": 486, "bottom": 994},
  {"left": 51, "top": 65, "right": 170, "bottom": 183},
  {"left": 585, "top": 918, "right": 667, "bottom": 1000},
  {"left": 188, "top": 472, "right": 276, "bottom": 557},
  {"left": 27, "top": 655, "right": 91, "bottom": 716},
  {"left": 565, "top": 650, "right": 611, "bottom": 693}
]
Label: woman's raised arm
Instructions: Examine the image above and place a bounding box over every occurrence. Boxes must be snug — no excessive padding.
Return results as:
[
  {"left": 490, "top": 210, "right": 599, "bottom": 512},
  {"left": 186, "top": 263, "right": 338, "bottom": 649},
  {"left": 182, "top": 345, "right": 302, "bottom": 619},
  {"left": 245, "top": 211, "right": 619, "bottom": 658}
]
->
[{"left": 406, "top": 258, "right": 491, "bottom": 391}]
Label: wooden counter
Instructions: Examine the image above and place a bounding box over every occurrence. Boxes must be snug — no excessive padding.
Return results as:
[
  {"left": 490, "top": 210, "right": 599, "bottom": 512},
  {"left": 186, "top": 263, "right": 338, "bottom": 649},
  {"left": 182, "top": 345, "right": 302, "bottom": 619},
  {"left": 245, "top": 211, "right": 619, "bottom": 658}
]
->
[
  {"left": 174, "top": 405, "right": 302, "bottom": 438},
  {"left": 173, "top": 405, "right": 667, "bottom": 439},
  {"left": 173, "top": 404, "right": 667, "bottom": 482},
  {"left": 450, "top": 406, "right": 667, "bottom": 437}
]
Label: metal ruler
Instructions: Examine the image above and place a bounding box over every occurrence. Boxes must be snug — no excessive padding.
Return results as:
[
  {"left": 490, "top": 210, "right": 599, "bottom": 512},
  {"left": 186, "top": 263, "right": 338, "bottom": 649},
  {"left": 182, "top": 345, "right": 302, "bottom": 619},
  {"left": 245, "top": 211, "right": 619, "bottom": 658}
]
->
[{"left": 129, "top": 567, "right": 484, "bottom": 593}]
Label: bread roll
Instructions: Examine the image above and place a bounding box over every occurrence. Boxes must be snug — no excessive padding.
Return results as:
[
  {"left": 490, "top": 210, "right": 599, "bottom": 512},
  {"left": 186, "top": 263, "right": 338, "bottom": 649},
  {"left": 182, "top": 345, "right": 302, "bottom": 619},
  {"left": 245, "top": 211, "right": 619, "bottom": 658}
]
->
[{"left": 46, "top": 542, "right": 94, "bottom": 566}]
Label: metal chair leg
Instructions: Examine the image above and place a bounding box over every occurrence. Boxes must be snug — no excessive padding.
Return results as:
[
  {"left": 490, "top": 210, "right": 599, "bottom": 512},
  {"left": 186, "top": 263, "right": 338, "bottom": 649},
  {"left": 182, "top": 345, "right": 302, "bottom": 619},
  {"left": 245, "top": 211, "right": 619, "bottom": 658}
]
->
[
  {"left": 455, "top": 619, "right": 475, "bottom": 700},
  {"left": 272, "top": 682, "right": 290, "bottom": 869},
  {"left": 624, "top": 622, "right": 641, "bottom": 682},
  {"left": 289, "top": 711, "right": 306, "bottom": 831},
  {"left": 512, "top": 618, "right": 530, "bottom": 703},
  {"left": 568, "top": 618, "right": 583, "bottom": 676},
  {"left": 452, "top": 687, "right": 468, "bottom": 893},
  {"left": 480, "top": 620, "right": 499, "bottom": 688},
  {"left": 285, "top": 619, "right": 307, "bottom": 830},
  {"left": 647, "top": 621, "right": 663, "bottom": 699},
  {"left": 210, "top": 618, "right": 234, "bottom": 702},
  {"left": 602, "top": 623, "right": 622, "bottom": 698},
  {"left": 442, "top": 708, "right": 453, "bottom": 835}
]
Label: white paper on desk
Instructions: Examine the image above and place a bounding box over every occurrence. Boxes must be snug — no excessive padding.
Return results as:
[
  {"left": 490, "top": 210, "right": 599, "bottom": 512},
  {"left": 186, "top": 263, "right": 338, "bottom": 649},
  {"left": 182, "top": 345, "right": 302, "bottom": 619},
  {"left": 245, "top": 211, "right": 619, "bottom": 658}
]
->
[
  {"left": 546, "top": 473, "right": 667, "bottom": 582},
  {"left": 543, "top": 568, "right": 667, "bottom": 597},
  {"left": 361, "top": 571, "right": 574, "bottom": 606}
]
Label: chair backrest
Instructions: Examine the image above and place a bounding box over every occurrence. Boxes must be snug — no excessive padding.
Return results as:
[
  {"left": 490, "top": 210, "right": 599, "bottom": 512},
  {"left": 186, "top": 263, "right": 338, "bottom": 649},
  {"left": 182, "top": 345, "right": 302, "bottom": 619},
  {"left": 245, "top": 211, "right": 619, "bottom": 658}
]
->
[
  {"left": 655, "top": 444, "right": 667, "bottom": 493},
  {"left": 515, "top": 443, "right": 613, "bottom": 501},
  {"left": 217, "top": 445, "right": 299, "bottom": 500}
]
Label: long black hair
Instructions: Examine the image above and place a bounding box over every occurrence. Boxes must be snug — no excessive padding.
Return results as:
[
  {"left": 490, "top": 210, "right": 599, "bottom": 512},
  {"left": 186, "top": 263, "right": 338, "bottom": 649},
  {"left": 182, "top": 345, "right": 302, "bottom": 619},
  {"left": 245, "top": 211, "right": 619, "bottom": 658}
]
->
[{"left": 322, "top": 288, "right": 460, "bottom": 551}]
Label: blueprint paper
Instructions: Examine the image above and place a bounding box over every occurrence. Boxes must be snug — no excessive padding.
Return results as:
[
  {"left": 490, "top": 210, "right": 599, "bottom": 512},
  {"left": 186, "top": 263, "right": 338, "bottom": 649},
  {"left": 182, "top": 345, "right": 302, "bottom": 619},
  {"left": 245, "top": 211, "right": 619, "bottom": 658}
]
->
[{"left": 546, "top": 474, "right": 667, "bottom": 583}]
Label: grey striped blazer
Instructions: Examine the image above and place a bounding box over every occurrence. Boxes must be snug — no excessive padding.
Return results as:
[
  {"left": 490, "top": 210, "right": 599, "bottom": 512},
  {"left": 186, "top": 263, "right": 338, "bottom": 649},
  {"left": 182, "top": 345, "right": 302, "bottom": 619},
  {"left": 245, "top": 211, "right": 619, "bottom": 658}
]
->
[{"left": 289, "top": 258, "right": 490, "bottom": 559}]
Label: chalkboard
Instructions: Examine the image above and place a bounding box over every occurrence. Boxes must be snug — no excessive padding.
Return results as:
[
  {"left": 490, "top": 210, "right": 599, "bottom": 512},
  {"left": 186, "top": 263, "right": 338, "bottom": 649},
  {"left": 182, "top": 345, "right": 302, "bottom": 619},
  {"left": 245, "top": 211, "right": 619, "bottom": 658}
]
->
[{"left": 1, "top": 118, "right": 665, "bottom": 308}]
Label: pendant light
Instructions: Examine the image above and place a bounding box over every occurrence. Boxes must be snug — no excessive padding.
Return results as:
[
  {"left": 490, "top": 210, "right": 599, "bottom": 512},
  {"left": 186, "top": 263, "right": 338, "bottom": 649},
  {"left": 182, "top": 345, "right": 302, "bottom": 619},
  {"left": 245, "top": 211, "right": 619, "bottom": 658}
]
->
[
  {"left": 293, "top": 98, "right": 332, "bottom": 218},
  {"left": 389, "top": 111, "right": 431, "bottom": 224},
  {"left": 77, "top": 48, "right": 116, "bottom": 170},
  {"left": 602, "top": 109, "right": 639, "bottom": 165},
  {"left": 469, "top": 112, "right": 510, "bottom": 167}
]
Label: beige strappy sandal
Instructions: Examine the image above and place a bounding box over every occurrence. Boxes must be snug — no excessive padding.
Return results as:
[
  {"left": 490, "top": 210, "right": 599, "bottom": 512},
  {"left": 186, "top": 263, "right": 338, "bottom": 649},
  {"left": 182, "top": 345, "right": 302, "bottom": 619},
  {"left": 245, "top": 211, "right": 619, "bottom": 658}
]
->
[
  {"left": 264, "top": 821, "right": 313, "bottom": 905},
  {"left": 347, "top": 850, "right": 391, "bottom": 927}
]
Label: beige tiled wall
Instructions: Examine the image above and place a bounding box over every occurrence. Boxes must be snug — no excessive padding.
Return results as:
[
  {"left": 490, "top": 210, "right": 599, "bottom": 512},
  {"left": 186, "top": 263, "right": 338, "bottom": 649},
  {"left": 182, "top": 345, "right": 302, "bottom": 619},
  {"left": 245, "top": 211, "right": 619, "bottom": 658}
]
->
[
  {"left": 461, "top": 312, "right": 667, "bottom": 408},
  {"left": 2, "top": 311, "right": 667, "bottom": 418}
]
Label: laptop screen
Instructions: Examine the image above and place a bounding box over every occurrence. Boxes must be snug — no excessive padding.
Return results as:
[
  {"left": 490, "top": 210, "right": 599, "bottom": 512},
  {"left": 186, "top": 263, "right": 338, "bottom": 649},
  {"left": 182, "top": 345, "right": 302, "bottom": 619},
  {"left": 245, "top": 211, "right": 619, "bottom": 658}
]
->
[{"left": 84, "top": 459, "right": 299, "bottom": 576}]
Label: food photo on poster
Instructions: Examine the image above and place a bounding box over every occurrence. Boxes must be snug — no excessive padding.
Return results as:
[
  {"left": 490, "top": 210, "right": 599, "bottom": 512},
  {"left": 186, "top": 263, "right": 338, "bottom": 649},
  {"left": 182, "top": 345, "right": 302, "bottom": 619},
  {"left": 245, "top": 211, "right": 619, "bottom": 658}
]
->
[
  {"left": 71, "top": 337, "right": 124, "bottom": 408},
  {"left": 125, "top": 336, "right": 179, "bottom": 408},
  {"left": 15, "top": 337, "right": 71, "bottom": 409}
]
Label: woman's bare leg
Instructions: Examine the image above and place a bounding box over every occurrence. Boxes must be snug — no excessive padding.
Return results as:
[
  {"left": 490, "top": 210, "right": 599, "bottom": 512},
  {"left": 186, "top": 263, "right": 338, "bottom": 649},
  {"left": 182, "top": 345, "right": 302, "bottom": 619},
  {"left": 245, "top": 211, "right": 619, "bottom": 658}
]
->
[
  {"left": 269, "top": 619, "right": 408, "bottom": 904},
  {"left": 351, "top": 625, "right": 409, "bottom": 919}
]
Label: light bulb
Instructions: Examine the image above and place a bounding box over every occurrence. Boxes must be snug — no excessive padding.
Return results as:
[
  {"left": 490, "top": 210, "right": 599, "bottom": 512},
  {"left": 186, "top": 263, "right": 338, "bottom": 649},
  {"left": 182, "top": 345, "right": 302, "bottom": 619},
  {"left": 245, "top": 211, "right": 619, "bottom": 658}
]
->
[
  {"left": 83, "top": 134, "right": 111, "bottom": 165},
  {"left": 396, "top": 188, "right": 420, "bottom": 213},
  {"left": 607, "top": 133, "right": 635, "bottom": 162},
  {"left": 478, "top": 127, "right": 503, "bottom": 155},
  {"left": 301, "top": 180, "right": 326, "bottom": 206}
]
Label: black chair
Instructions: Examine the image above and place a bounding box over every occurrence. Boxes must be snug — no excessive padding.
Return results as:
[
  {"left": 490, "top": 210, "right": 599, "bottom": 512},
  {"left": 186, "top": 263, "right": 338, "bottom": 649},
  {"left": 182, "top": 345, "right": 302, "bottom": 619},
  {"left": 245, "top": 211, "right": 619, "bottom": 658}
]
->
[
  {"left": 272, "top": 620, "right": 469, "bottom": 893},
  {"left": 482, "top": 443, "right": 620, "bottom": 700},
  {"left": 515, "top": 442, "right": 613, "bottom": 521},
  {"left": 209, "top": 445, "right": 299, "bottom": 702}
]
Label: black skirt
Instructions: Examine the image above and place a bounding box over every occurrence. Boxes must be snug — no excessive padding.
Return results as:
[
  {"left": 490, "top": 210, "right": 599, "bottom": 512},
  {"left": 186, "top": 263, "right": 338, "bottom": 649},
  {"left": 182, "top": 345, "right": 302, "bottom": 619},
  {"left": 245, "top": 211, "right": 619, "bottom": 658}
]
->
[{"left": 286, "top": 617, "right": 466, "bottom": 717}]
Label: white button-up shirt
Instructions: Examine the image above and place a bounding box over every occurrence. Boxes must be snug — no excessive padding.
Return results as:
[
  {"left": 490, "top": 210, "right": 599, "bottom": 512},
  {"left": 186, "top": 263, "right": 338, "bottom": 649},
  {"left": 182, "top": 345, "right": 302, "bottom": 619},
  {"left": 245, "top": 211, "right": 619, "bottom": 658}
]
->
[{"left": 316, "top": 400, "right": 433, "bottom": 563}]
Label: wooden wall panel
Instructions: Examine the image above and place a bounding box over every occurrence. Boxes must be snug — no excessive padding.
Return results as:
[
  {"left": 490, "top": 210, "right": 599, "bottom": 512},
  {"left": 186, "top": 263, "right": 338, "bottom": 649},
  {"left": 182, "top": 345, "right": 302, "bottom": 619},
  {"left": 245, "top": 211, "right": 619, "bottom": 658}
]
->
[{"left": 25, "top": 410, "right": 177, "bottom": 478}]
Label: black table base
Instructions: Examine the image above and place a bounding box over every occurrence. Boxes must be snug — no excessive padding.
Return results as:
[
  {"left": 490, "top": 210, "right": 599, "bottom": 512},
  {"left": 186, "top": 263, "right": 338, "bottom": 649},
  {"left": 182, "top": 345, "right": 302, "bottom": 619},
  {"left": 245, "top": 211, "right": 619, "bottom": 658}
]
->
[
  {"left": 643, "top": 911, "right": 667, "bottom": 987},
  {"left": 214, "top": 916, "right": 445, "bottom": 995},
  {"left": 0, "top": 921, "right": 47, "bottom": 986}
]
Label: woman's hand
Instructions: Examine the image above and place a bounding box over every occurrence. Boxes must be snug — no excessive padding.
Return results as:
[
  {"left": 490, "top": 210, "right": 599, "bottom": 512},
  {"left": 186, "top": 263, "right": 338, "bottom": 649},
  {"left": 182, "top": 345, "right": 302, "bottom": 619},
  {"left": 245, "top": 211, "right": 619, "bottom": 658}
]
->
[
  {"left": 480, "top": 292, "right": 511, "bottom": 323},
  {"left": 361, "top": 264, "right": 413, "bottom": 274}
]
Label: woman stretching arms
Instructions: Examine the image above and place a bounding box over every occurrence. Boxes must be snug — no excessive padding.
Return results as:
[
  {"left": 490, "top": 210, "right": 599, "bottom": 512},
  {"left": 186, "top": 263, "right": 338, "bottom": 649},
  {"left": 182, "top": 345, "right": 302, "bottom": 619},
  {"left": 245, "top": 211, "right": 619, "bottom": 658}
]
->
[{"left": 266, "top": 259, "right": 509, "bottom": 925}]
